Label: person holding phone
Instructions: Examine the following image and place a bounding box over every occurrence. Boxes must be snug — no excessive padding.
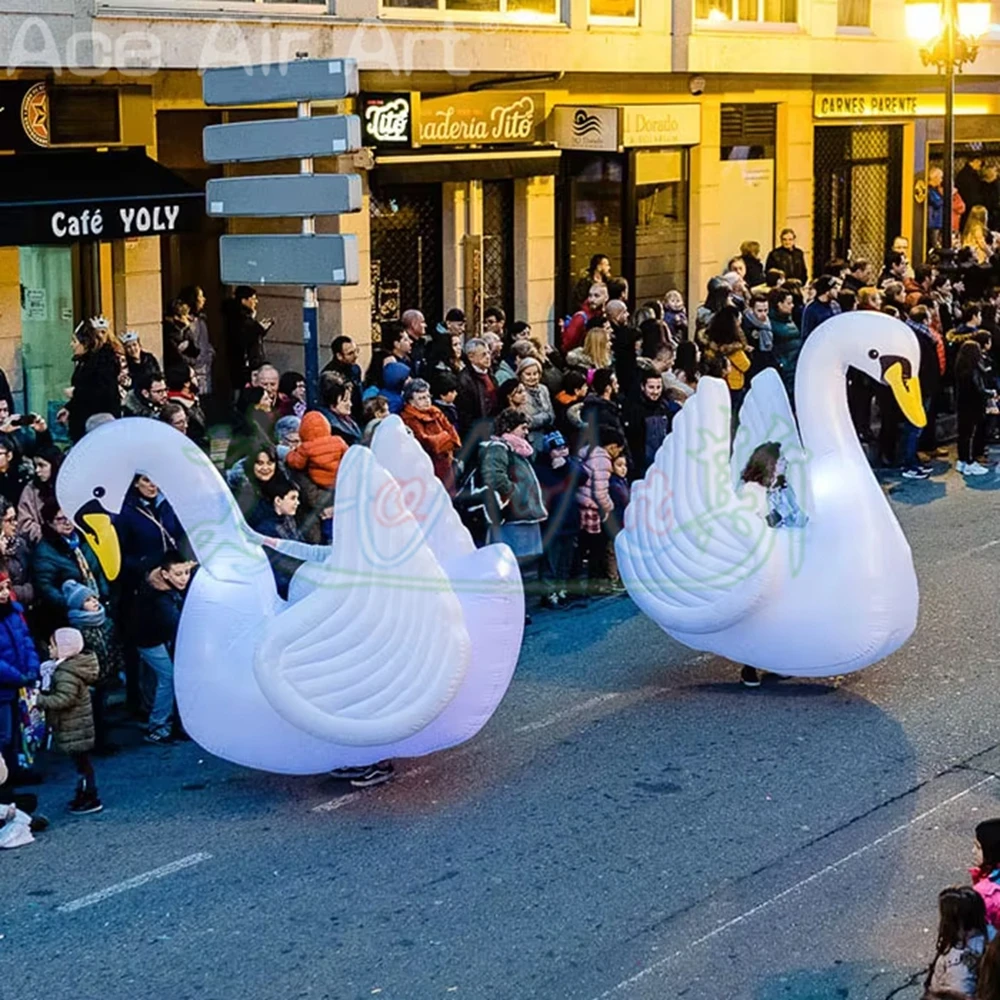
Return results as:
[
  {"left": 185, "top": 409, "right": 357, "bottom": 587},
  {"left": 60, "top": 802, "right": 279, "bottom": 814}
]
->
[{"left": 223, "top": 286, "right": 274, "bottom": 393}]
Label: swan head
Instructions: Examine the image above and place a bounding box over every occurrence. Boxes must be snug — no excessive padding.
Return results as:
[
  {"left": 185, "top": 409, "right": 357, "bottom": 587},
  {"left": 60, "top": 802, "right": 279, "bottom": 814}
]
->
[
  {"left": 811, "top": 311, "right": 926, "bottom": 428},
  {"left": 57, "top": 421, "right": 152, "bottom": 582}
]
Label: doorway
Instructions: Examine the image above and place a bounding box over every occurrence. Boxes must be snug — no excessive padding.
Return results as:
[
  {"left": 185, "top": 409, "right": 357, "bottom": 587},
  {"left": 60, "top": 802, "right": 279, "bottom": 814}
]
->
[
  {"left": 19, "top": 245, "right": 76, "bottom": 422},
  {"left": 813, "top": 125, "right": 903, "bottom": 273},
  {"left": 482, "top": 180, "right": 515, "bottom": 316}
]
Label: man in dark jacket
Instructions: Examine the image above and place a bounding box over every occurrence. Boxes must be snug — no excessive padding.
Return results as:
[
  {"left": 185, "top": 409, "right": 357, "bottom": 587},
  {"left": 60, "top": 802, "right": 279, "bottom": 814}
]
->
[
  {"left": 536, "top": 431, "right": 587, "bottom": 608},
  {"left": 456, "top": 338, "right": 498, "bottom": 458},
  {"left": 114, "top": 476, "right": 187, "bottom": 595},
  {"left": 123, "top": 370, "right": 167, "bottom": 419},
  {"left": 842, "top": 259, "right": 870, "bottom": 294},
  {"left": 800, "top": 275, "right": 841, "bottom": 341},
  {"left": 901, "top": 305, "right": 943, "bottom": 478},
  {"left": 135, "top": 550, "right": 192, "bottom": 745},
  {"left": 606, "top": 300, "right": 643, "bottom": 400},
  {"left": 956, "top": 156, "right": 984, "bottom": 231},
  {"left": 580, "top": 369, "right": 627, "bottom": 458},
  {"left": 322, "top": 336, "right": 363, "bottom": 421},
  {"left": 224, "top": 286, "right": 271, "bottom": 392},
  {"left": 624, "top": 369, "right": 678, "bottom": 477},
  {"left": 765, "top": 229, "right": 808, "bottom": 284}
]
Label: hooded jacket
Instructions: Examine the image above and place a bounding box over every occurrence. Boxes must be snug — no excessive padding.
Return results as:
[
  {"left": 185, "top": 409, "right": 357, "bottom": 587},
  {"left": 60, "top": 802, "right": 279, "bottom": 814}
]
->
[
  {"left": 0, "top": 602, "right": 39, "bottom": 707},
  {"left": 381, "top": 362, "right": 411, "bottom": 415},
  {"left": 286, "top": 411, "right": 349, "bottom": 490},
  {"left": 38, "top": 650, "right": 100, "bottom": 754}
]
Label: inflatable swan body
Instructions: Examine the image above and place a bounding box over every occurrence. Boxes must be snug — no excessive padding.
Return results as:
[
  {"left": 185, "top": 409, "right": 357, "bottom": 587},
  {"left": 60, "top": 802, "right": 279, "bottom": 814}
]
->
[
  {"left": 57, "top": 416, "right": 523, "bottom": 774},
  {"left": 617, "top": 311, "right": 925, "bottom": 676}
]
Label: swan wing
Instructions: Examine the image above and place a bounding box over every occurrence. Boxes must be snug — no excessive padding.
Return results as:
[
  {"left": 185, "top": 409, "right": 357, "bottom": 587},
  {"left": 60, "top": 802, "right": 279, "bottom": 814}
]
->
[
  {"left": 616, "top": 376, "right": 779, "bottom": 635},
  {"left": 254, "top": 446, "right": 472, "bottom": 746},
  {"left": 370, "top": 414, "right": 476, "bottom": 565},
  {"left": 731, "top": 368, "right": 809, "bottom": 512}
]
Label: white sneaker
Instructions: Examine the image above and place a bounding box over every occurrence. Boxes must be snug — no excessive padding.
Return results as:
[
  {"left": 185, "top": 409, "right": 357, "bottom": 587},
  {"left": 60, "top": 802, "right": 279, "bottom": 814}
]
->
[
  {"left": 965, "top": 462, "right": 990, "bottom": 476},
  {"left": 956, "top": 460, "right": 967, "bottom": 473}
]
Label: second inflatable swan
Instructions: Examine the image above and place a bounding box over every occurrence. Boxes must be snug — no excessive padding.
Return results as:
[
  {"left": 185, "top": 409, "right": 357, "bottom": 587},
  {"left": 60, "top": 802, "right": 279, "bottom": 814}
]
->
[{"left": 57, "top": 416, "right": 523, "bottom": 774}]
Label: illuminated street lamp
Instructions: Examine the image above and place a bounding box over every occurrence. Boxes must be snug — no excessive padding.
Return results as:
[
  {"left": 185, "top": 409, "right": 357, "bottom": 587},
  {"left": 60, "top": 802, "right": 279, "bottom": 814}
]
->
[{"left": 906, "top": 0, "right": 990, "bottom": 250}]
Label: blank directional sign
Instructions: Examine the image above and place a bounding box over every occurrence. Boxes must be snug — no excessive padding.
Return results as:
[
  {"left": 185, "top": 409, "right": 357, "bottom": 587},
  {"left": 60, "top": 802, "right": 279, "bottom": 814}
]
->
[
  {"left": 203, "top": 59, "right": 359, "bottom": 107},
  {"left": 203, "top": 116, "right": 362, "bottom": 164},
  {"left": 207, "top": 175, "right": 362, "bottom": 218},
  {"left": 220, "top": 234, "right": 359, "bottom": 286}
]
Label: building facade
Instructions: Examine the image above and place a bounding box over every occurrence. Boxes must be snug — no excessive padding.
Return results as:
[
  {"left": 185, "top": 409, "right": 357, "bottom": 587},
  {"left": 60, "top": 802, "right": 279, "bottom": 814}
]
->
[{"left": 1, "top": 0, "right": 999, "bottom": 409}]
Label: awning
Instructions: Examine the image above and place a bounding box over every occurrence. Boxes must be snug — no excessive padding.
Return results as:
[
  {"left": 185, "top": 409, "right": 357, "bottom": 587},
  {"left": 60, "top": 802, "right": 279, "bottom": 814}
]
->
[
  {"left": 373, "top": 148, "right": 561, "bottom": 185},
  {"left": 0, "top": 148, "right": 204, "bottom": 247}
]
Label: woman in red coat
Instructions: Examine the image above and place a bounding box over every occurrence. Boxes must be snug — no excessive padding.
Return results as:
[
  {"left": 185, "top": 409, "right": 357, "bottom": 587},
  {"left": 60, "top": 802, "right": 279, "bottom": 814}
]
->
[{"left": 401, "top": 379, "right": 461, "bottom": 494}]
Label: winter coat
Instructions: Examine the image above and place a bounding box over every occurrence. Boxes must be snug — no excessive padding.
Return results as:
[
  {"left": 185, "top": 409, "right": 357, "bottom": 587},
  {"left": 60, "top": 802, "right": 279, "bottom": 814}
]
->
[
  {"left": 536, "top": 456, "right": 587, "bottom": 540},
  {"left": 521, "top": 384, "right": 555, "bottom": 452},
  {"left": 249, "top": 504, "right": 304, "bottom": 600},
  {"left": 800, "top": 299, "right": 839, "bottom": 341},
  {"left": 956, "top": 364, "right": 991, "bottom": 416},
  {"left": 769, "top": 309, "right": 802, "bottom": 393},
  {"left": 318, "top": 408, "right": 362, "bottom": 448},
  {"left": 67, "top": 345, "right": 122, "bottom": 443},
  {"left": 625, "top": 393, "right": 676, "bottom": 477},
  {"left": 764, "top": 245, "right": 808, "bottom": 283},
  {"left": 162, "top": 317, "right": 199, "bottom": 371},
  {"left": 562, "top": 304, "right": 600, "bottom": 354},
  {"left": 401, "top": 403, "right": 461, "bottom": 494},
  {"left": 321, "top": 358, "right": 364, "bottom": 421},
  {"left": 609, "top": 473, "right": 630, "bottom": 535},
  {"left": 456, "top": 366, "right": 498, "bottom": 443},
  {"left": 611, "top": 323, "right": 643, "bottom": 399},
  {"left": 577, "top": 445, "right": 613, "bottom": 534},
  {"left": 741, "top": 253, "right": 765, "bottom": 288},
  {"left": 38, "top": 651, "right": 100, "bottom": 755},
  {"left": 15, "top": 481, "right": 47, "bottom": 544},
  {"left": 189, "top": 312, "right": 215, "bottom": 395},
  {"left": 565, "top": 347, "right": 599, "bottom": 373},
  {"left": 742, "top": 311, "right": 773, "bottom": 353},
  {"left": 134, "top": 575, "right": 186, "bottom": 653},
  {"left": 579, "top": 394, "right": 626, "bottom": 451},
  {"left": 2, "top": 535, "right": 33, "bottom": 608},
  {"left": 286, "top": 411, "right": 350, "bottom": 490},
  {"left": 0, "top": 603, "right": 39, "bottom": 708},
  {"left": 906, "top": 320, "right": 943, "bottom": 399},
  {"left": 126, "top": 351, "right": 160, "bottom": 388},
  {"left": 32, "top": 533, "right": 110, "bottom": 624},
  {"left": 478, "top": 439, "right": 546, "bottom": 526},
  {"left": 704, "top": 341, "right": 752, "bottom": 392},
  {"left": 554, "top": 391, "right": 586, "bottom": 451},
  {"left": 122, "top": 389, "right": 158, "bottom": 419},
  {"left": 114, "top": 491, "right": 186, "bottom": 590},
  {"left": 224, "top": 301, "right": 269, "bottom": 384},
  {"left": 974, "top": 868, "right": 1000, "bottom": 930}
]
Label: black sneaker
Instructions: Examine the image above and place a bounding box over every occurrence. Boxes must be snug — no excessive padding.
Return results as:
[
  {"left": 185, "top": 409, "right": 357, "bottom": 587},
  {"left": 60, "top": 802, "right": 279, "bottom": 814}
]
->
[
  {"left": 349, "top": 762, "right": 394, "bottom": 788},
  {"left": 740, "top": 665, "right": 762, "bottom": 688},
  {"left": 29, "top": 813, "right": 49, "bottom": 833},
  {"left": 69, "top": 796, "right": 103, "bottom": 815},
  {"left": 328, "top": 765, "right": 371, "bottom": 781}
]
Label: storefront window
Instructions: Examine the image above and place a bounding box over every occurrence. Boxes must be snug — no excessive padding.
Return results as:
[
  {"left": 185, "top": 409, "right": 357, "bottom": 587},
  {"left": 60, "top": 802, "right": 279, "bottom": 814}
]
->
[
  {"left": 837, "top": 0, "right": 870, "bottom": 26},
  {"left": 383, "top": 0, "right": 558, "bottom": 17},
  {"left": 632, "top": 151, "right": 688, "bottom": 306},
  {"left": 564, "top": 155, "right": 624, "bottom": 311},
  {"left": 696, "top": 0, "right": 796, "bottom": 22}
]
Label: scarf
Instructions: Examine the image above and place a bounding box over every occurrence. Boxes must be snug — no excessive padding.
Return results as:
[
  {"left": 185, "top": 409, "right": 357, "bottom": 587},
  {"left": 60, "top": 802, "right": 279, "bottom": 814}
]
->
[
  {"left": 743, "top": 310, "right": 774, "bottom": 352},
  {"left": 68, "top": 606, "right": 106, "bottom": 629},
  {"left": 500, "top": 432, "right": 534, "bottom": 458},
  {"left": 908, "top": 320, "right": 946, "bottom": 376}
]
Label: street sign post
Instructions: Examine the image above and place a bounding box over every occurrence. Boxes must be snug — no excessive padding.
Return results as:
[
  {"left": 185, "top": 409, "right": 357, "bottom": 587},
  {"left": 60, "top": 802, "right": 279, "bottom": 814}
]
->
[
  {"left": 207, "top": 175, "right": 362, "bottom": 218},
  {"left": 219, "top": 234, "right": 359, "bottom": 286},
  {"left": 202, "top": 57, "right": 361, "bottom": 407},
  {"left": 202, "top": 116, "right": 362, "bottom": 164}
]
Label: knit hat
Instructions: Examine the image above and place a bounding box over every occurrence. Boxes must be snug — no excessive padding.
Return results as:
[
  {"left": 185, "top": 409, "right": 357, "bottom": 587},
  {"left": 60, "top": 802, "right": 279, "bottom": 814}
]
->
[
  {"left": 62, "top": 579, "right": 96, "bottom": 611},
  {"left": 274, "top": 415, "right": 301, "bottom": 442},
  {"left": 542, "top": 431, "right": 566, "bottom": 451},
  {"left": 976, "top": 819, "right": 1000, "bottom": 868},
  {"left": 53, "top": 627, "right": 84, "bottom": 660},
  {"left": 516, "top": 357, "right": 542, "bottom": 375}
]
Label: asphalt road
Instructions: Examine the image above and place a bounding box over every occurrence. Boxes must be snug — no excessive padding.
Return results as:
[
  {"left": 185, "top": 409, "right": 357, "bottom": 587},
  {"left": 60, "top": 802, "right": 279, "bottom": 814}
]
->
[{"left": 5, "top": 457, "right": 1000, "bottom": 1000}]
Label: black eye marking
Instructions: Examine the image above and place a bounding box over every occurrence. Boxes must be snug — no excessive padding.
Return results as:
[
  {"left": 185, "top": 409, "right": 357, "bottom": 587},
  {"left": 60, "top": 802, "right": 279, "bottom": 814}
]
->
[
  {"left": 868, "top": 349, "right": 879, "bottom": 359},
  {"left": 93, "top": 487, "right": 105, "bottom": 498}
]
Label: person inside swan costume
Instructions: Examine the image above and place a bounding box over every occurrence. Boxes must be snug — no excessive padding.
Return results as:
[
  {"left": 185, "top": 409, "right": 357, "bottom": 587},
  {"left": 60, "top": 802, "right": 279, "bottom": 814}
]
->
[
  {"left": 56, "top": 415, "right": 524, "bottom": 776},
  {"left": 616, "top": 311, "right": 925, "bottom": 680}
]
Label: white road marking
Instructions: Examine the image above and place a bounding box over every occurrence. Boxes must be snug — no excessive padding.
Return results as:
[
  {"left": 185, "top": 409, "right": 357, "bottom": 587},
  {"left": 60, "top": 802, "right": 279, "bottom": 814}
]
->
[
  {"left": 312, "top": 792, "right": 363, "bottom": 813},
  {"left": 971, "top": 538, "right": 1000, "bottom": 553},
  {"left": 514, "top": 692, "right": 623, "bottom": 734},
  {"left": 57, "top": 852, "right": 212, "bottom": 914},
  {"left": 592, "top": 773, "right": 997, "bottom": 998}
]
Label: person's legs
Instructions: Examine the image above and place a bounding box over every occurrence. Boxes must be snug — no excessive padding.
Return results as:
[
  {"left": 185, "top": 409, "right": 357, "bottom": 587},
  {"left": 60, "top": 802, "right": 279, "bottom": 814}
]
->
[
  {"left": 973, "top": 414, "right": 988, "bottom": 462},
  {"left": 139, "top": 644, "right": 175, "bottom": 740},
  {"left": 957, "top": 408, "right": 975, "bottom": 464}
]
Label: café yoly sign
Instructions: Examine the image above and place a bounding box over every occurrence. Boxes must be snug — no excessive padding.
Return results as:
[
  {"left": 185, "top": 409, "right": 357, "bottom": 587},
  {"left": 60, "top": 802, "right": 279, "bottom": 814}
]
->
[{"left": 416, "top": 92, "right": 546, "bottom": 146}]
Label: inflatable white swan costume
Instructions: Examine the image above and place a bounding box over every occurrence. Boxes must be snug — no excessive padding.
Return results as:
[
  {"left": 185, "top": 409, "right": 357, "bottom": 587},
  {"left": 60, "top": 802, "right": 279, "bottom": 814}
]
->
[
  {"left": 616, "top": 311, "right": 925, "bottom": 676},
  {"left": 57, "top": 415, "right": 523, "bottom": 774}
]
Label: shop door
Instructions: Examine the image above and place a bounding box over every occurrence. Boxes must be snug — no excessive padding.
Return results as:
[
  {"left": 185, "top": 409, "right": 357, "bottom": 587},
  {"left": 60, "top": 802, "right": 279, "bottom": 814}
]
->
[
  {"left": 482, "top": 180, "right": 515, "bottom": 316},
  {"left": 813, "top": 125, "right": 903, "bottom": 273},
  {"left": 370, "top": 183, "right": 442, "bottom": 331},
  {"left": 19, "top": 246, "right": 76, "bottom": 423}
]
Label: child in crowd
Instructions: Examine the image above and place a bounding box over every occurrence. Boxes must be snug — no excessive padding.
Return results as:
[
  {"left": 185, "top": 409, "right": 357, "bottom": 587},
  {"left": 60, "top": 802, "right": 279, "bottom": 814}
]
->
[
  {"left": 535, "top": 431, "right": 587, "bottom": 609},
  {"left": 286, "top": 411, "right": 350, "bottom": 541},
  {"left": 0, "top": 570, "right": 39, "bottom": 783},
  {"left": 577, "top": 433, "right": 619, "bottom": 594},
  {"left": 135, "top": 550, "right": 193, "bottom": 746},
  {"left": 972, "top": 819, "right": 1000, "bottom": 929},
  {"left": 606, "top": 453, "right": 631, "bottom": 592},
  {"left": 37, "top": 627, "right": 102, "bottom": 815},
  {"left": 741, "top": 442, "right": 808, "bottom": 529},
  {"left": 923, "top": 886, "right": 993, "bottom": 998},
  {"left": 62, "top": 579, "right": 122, "bottom": 752},
  {"left": 360, "top": 395, "right": 390, "bottom": 446},
  {"left": 662, "top": 289, "right": 688, "bottom": 342},
  {"left": 432, "top": 371, "right": 460, "bottom": 434}
]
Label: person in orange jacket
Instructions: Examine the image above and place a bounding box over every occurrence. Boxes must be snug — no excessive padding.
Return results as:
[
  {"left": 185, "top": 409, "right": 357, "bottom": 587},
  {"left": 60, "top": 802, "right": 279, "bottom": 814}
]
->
[
  {"left": 401, "top": 379, "right": 462, "bottom": 495},
  {"left": 285, "top": 411, "right": 349, "bottom": 491}
]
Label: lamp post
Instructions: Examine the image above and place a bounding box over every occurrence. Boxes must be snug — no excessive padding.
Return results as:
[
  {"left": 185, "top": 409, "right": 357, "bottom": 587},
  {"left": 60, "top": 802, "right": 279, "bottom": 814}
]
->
[{"left": 906, "top": 0, "right": 990, "bottom": 251}]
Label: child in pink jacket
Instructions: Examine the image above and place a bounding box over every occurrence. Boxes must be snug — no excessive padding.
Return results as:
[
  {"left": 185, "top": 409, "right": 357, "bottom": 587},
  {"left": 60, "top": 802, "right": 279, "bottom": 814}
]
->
[{"left": 973, "top": 819, "right": 1000, "bottom": 929}]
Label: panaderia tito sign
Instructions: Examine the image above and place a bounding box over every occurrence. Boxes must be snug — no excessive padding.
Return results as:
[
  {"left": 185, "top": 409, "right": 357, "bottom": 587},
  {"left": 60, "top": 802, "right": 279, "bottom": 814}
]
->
[{"left": 415, "top": 92, "right": 547, "bottom": 146}]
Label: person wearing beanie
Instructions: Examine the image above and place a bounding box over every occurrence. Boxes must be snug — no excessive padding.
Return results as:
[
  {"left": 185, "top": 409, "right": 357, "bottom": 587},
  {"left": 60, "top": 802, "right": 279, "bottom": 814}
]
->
[
  {"left": 61, "top": 579, "right": 121, "bottom": 752},
  {"left": 274, "top": 415, "right": 302, "bottom": 463},
  {"left": 401, "top": 379, "right": 462, "bottom": 495},
  {"left": 38, "top": 627, "right": 102, "bottom": 814},
  {"left": 973, "top": 818, "right": 1000, "bottom": 929},
  {"left": 380, "top": 361, "right": 411, "bottom": 415},
  {"left": 517, "top": 356, "right": 554, "bottom": 455}
]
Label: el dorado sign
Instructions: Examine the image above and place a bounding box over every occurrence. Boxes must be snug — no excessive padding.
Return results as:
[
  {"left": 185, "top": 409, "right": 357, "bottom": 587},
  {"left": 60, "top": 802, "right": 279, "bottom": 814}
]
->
[{"left": 416, "top": 92, "right": 546, "bottom": 146}]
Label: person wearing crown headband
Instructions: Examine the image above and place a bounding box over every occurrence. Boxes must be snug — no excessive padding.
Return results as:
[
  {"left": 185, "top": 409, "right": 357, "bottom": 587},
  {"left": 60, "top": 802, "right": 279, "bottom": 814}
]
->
[{"left": 65, "top": 317, "right": 121, "bottom": 443}]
